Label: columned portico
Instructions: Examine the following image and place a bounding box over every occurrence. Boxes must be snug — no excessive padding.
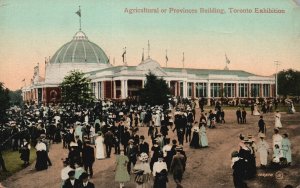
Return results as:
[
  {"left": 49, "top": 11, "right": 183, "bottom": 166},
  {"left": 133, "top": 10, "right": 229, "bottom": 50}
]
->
[{"left": 207, "top": 81, "right": 211, "bottom": 106}]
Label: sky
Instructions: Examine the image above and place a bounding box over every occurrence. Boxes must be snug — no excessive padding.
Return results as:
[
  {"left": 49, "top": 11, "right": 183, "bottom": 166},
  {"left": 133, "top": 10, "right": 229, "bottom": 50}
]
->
[{"left": 0, "top": 0, "right": 299, "bottom": 90}]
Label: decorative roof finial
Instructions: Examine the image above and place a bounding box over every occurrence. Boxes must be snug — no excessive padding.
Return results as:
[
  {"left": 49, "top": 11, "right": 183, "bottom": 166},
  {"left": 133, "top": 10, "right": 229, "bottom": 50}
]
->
[
  {"left": 142, "top": 48, "right": 144, "bottom": 62},
  {"left": 147, "top": 40, "right": 150, "bottom": 58}
]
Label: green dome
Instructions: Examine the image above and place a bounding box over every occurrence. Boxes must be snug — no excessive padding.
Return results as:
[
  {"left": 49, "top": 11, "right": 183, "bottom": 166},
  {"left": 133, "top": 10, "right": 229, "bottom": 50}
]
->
[{"left": 50, "top": 31, "right": 109, "bottom": 64}]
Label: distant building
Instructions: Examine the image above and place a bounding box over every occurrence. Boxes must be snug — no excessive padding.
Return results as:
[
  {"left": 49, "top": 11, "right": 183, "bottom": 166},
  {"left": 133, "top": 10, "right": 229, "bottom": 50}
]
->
[{"left": 22, "top": 30, "right": 275, "bottom": 104}]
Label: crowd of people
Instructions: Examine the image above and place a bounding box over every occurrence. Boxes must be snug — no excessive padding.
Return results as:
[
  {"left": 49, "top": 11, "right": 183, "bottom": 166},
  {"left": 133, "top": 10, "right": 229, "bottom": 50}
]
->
[
  {"left": 231, "top": 111, "right": 294, "bottom": 188},
  {"left": 0, "top": 96, "right": 298, "bottom": 188}
]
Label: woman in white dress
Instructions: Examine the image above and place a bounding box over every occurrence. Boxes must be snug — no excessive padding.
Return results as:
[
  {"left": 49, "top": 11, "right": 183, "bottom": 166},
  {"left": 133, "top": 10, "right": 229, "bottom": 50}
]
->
[
  {"left": 95, "top": 132, "right": 105, "bottom": 159},
  {"left": 274, "top": 110, "right": 282, "bottom": 128},
  {"left": 291, "top": 102, "right": 296, "bottom": 113},
  {"left": 272, "top": 128, "right": 283, "bottom": 150},
  {"left": 199, "top": 121, "right": 208, "bottom": 147},
  {"left": 253, "top": 104, "right": 260, "bottom": 116}
]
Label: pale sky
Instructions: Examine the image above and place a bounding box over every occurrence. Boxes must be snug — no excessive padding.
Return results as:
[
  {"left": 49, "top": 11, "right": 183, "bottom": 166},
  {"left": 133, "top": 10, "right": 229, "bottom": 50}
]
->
[{"left": 0, "top": 0, "right": 299, "bottom": 90}]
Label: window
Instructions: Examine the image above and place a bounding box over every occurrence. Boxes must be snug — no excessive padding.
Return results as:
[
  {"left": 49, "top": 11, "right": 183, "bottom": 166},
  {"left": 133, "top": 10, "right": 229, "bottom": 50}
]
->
[
  {"left": 251, "top": 84, "right": 260, "bottom": 97},
  {"left": 211, "top": 83, "right": 221, "bottom": 98},
  {"left": 224, "top": 83, "right": 235, "bottom": 97},
  {"left": 195, "top": 83, "right": 207, "bottom": 97},
  {"left": 263, "top": 84, "right": 270, "bottom": 97},
  {"left": 239, "top": 83, "right": 248, "bottom": 98},
  {"left": 187, "top": 83, "right": 193, "bottom": 97},
  {"left": 180, "top": 82, "right": 183, "bottom": 97}
]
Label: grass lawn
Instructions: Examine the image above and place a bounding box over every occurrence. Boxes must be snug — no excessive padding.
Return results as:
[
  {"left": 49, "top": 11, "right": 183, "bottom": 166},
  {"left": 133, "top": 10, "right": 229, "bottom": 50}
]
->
[{"left": 0, "top": 148, "right": 36, "bottom": 181}]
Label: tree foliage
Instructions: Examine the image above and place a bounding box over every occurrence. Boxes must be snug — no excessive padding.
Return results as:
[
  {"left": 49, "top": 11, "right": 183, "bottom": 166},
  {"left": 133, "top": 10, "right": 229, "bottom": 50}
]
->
[
  {"left": 9, "top": 89, "right": 23, "bottom": 106},
  {"left": 0, "top": 82, "right": 10, "bottom": 123},
  {"left": 278, "top": 69, "right": 300, "bottom": 96},
  {"left": 60, "top": 71, "right": 94, "bottom": 105},
  {"left": 139, "top": 72, "right": 170, "bottom": 106}
]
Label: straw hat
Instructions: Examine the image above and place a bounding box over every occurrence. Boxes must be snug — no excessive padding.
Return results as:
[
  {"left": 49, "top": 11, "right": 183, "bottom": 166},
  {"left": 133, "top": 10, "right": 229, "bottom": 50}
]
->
[{"left": 139, "top": 153, "right": 149, "bottom": 162}]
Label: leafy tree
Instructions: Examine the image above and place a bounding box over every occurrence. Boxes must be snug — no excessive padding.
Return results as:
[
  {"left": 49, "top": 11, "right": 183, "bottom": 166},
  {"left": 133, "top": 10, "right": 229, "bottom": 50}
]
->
[
  {"left": 139, "top": 72, "right": 170, "bottom": 106},
  {"left": 60, "top": 71, "right": 94, "bottom": 105},
  {"left": 9, "top": 89, "right": 23, "bottom": 106},
  {"left": 0, "top": 82, "right": 10, "bottom": 123},
  {"left": 278, "top": 69, "right": 300, "bottom": 96}
]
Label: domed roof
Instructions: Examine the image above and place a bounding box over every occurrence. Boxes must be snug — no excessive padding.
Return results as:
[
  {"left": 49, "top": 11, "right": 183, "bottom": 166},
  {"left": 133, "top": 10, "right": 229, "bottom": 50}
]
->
[
  {"left": 136, "top": 57, "right": 161, "bottom": 71},
  {"left": 49, "top": 31, "right": 109, "bottom": 64}
]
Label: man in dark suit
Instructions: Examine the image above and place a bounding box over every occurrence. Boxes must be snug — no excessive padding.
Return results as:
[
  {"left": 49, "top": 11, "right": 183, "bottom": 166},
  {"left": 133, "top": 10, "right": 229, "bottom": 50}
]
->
[
  {"left": 236, "top": 108, "right": 242, "bottom": 124},
  {"left": 79, "top": 172, "right": 95, "bottom": 188},
  {"left": 104, "top": 128, "right": 114, "bottom": 158},
  {"left": 82, "top": 141, "right": 95, "bottom": 178},
  {"left": 139, "top": 135, "right": 149, "bottom": 155},
  {"left": 63, "top": 170, "right": 81, "bottom": 188},
  {"left": 126, "top": 139, "right": 138, "bottom": 174}
]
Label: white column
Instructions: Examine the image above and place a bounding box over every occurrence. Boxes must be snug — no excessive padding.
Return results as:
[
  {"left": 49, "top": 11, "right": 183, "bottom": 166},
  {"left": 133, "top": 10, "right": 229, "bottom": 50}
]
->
[
  {"left": 167, "top": 81, "right": 171, "bottom": 88},
  {"left": 207, "top": 81, "right": 211, "bottom": 106},
  {"left": 113, "top": 81, "right": 116, "bottom": 99},
  {"left": 95, "top": 82, "right": 99, "bottom": 99},
  {"left": 235, "top": 83, "right": 239, "bottom": 98},
  {"left": 121, "top": 80, "right": 125, "bottom": 99},
  {"left": 125, "top": 80, "right": 128, "bottom": 98},
  {"left": 142, "top": 79, "right": 145, "bottom": 88},
  {"left": 174, "top": 82, "right": 178, "bottom": 96},
  {"left": 101, "top": 81, "right": 105, "bottom": 99},
  {"left": 183, "top": 81, "right": 187, "bottom": 98},
  {"left": 248, "top": 82, "right": 251, "bottom": 98}
]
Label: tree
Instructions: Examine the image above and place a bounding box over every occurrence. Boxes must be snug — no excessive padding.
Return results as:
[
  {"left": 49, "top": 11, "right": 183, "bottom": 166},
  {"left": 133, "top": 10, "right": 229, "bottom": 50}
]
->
[
  {"left": 139, "top": 72, "right": 170, "bottom": 106},
  {"left": 9, "top": 89, "right": 23, "bottom": 106},
  {"left": 60, "top": 70, "right": 94, "bottom": 105},
  {"left": 278, "top": 69, "right": 300, "bottom": 96},
  {"left": 0, "top": 82, "right": 10, "bottom": 123}
]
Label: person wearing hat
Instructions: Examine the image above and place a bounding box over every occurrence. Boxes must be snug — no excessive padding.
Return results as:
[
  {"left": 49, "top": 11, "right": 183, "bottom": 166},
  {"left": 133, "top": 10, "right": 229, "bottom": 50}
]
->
[
  {"left": 133, "top": 153, "right": 151, "bottom": 188},
  {"left": 122, "top": 127, "right": 131, "bottom": 154},
  {"left": 75, "top": 122, "right": 83, "bottom": 141},
  {"left": 139, "top": 135, "right": 149, "bottom": 156},
  {"left": 274, "top": 110, "right": 282, "bottom": 129},
  {"left": 281, "top": 133, "right": 292, "bottom": 165},
  {"left": 258, "top": 116, "right": 266, "bottom": 134},
  {"left": 82, "top": 141, "right": 95, "bottom": 178},
  {"left": 61, "top": 160, "right": 74, "bottom": 187},
  {"left": 79, "top": 172, "right": 95, "bottom": 188},
  {"left": 62, "top": 170, "right": 80, "bottom": 188},
  {"left": 95, "top": 132, "right": 105, "bottom": 160},
  {"left": 35, "top": 138, "right": 48, "bottom": 171},
  {"left": 104, "top": 128, "right": 114, "bottom": 158},
  {"left": 256, "top": 133, "right": 269, "bottom": 168},
  {"left": 190, "top": 122, "right": 200, "bottom": 149},
  {"left": 74, "top": 162, "right": 85, "bottom": 180},
  {"left": 170, "top": 146, "right": 186, "bottom": 186},
  {"left": 272, "top": 128, "right": 283, "bottom": 150},
  {"left": 126, "top": 139, "right": 138, "bottom": 174},
  {"left": 115, "top": 149, "right": 130, "bottom": 188},
  {"left": 241, "top": 108, "right": 247, "bottom": 124},
  {"left": 231, "top": 151, "right": 247, "bottom": 188},
  {"left": 19, "top": 138, "right": 31, "bottom": 167},
  {"left": 199, "top": 121, "right": 208, "bottom": 148},
  {"left": 153, "top": 157, "right": 168, "bottom": 188}
]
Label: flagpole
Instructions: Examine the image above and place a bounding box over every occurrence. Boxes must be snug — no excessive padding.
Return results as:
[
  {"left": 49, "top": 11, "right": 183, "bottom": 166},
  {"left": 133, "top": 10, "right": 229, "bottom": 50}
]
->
[
  {"left": 79, "top": 6, "right": 81, "bottom": 31},
  {"left": 274, "top": 61, "right": 280, "bottom": 99},
  {"left": 182, "top": 52, "right": 185, "bottom": 69},
  {"left": 165, "top": 49, "right": 168, "bottom": 67},
  {"left": 147, "top": 40, "right": 150, "bottom": 58}
]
